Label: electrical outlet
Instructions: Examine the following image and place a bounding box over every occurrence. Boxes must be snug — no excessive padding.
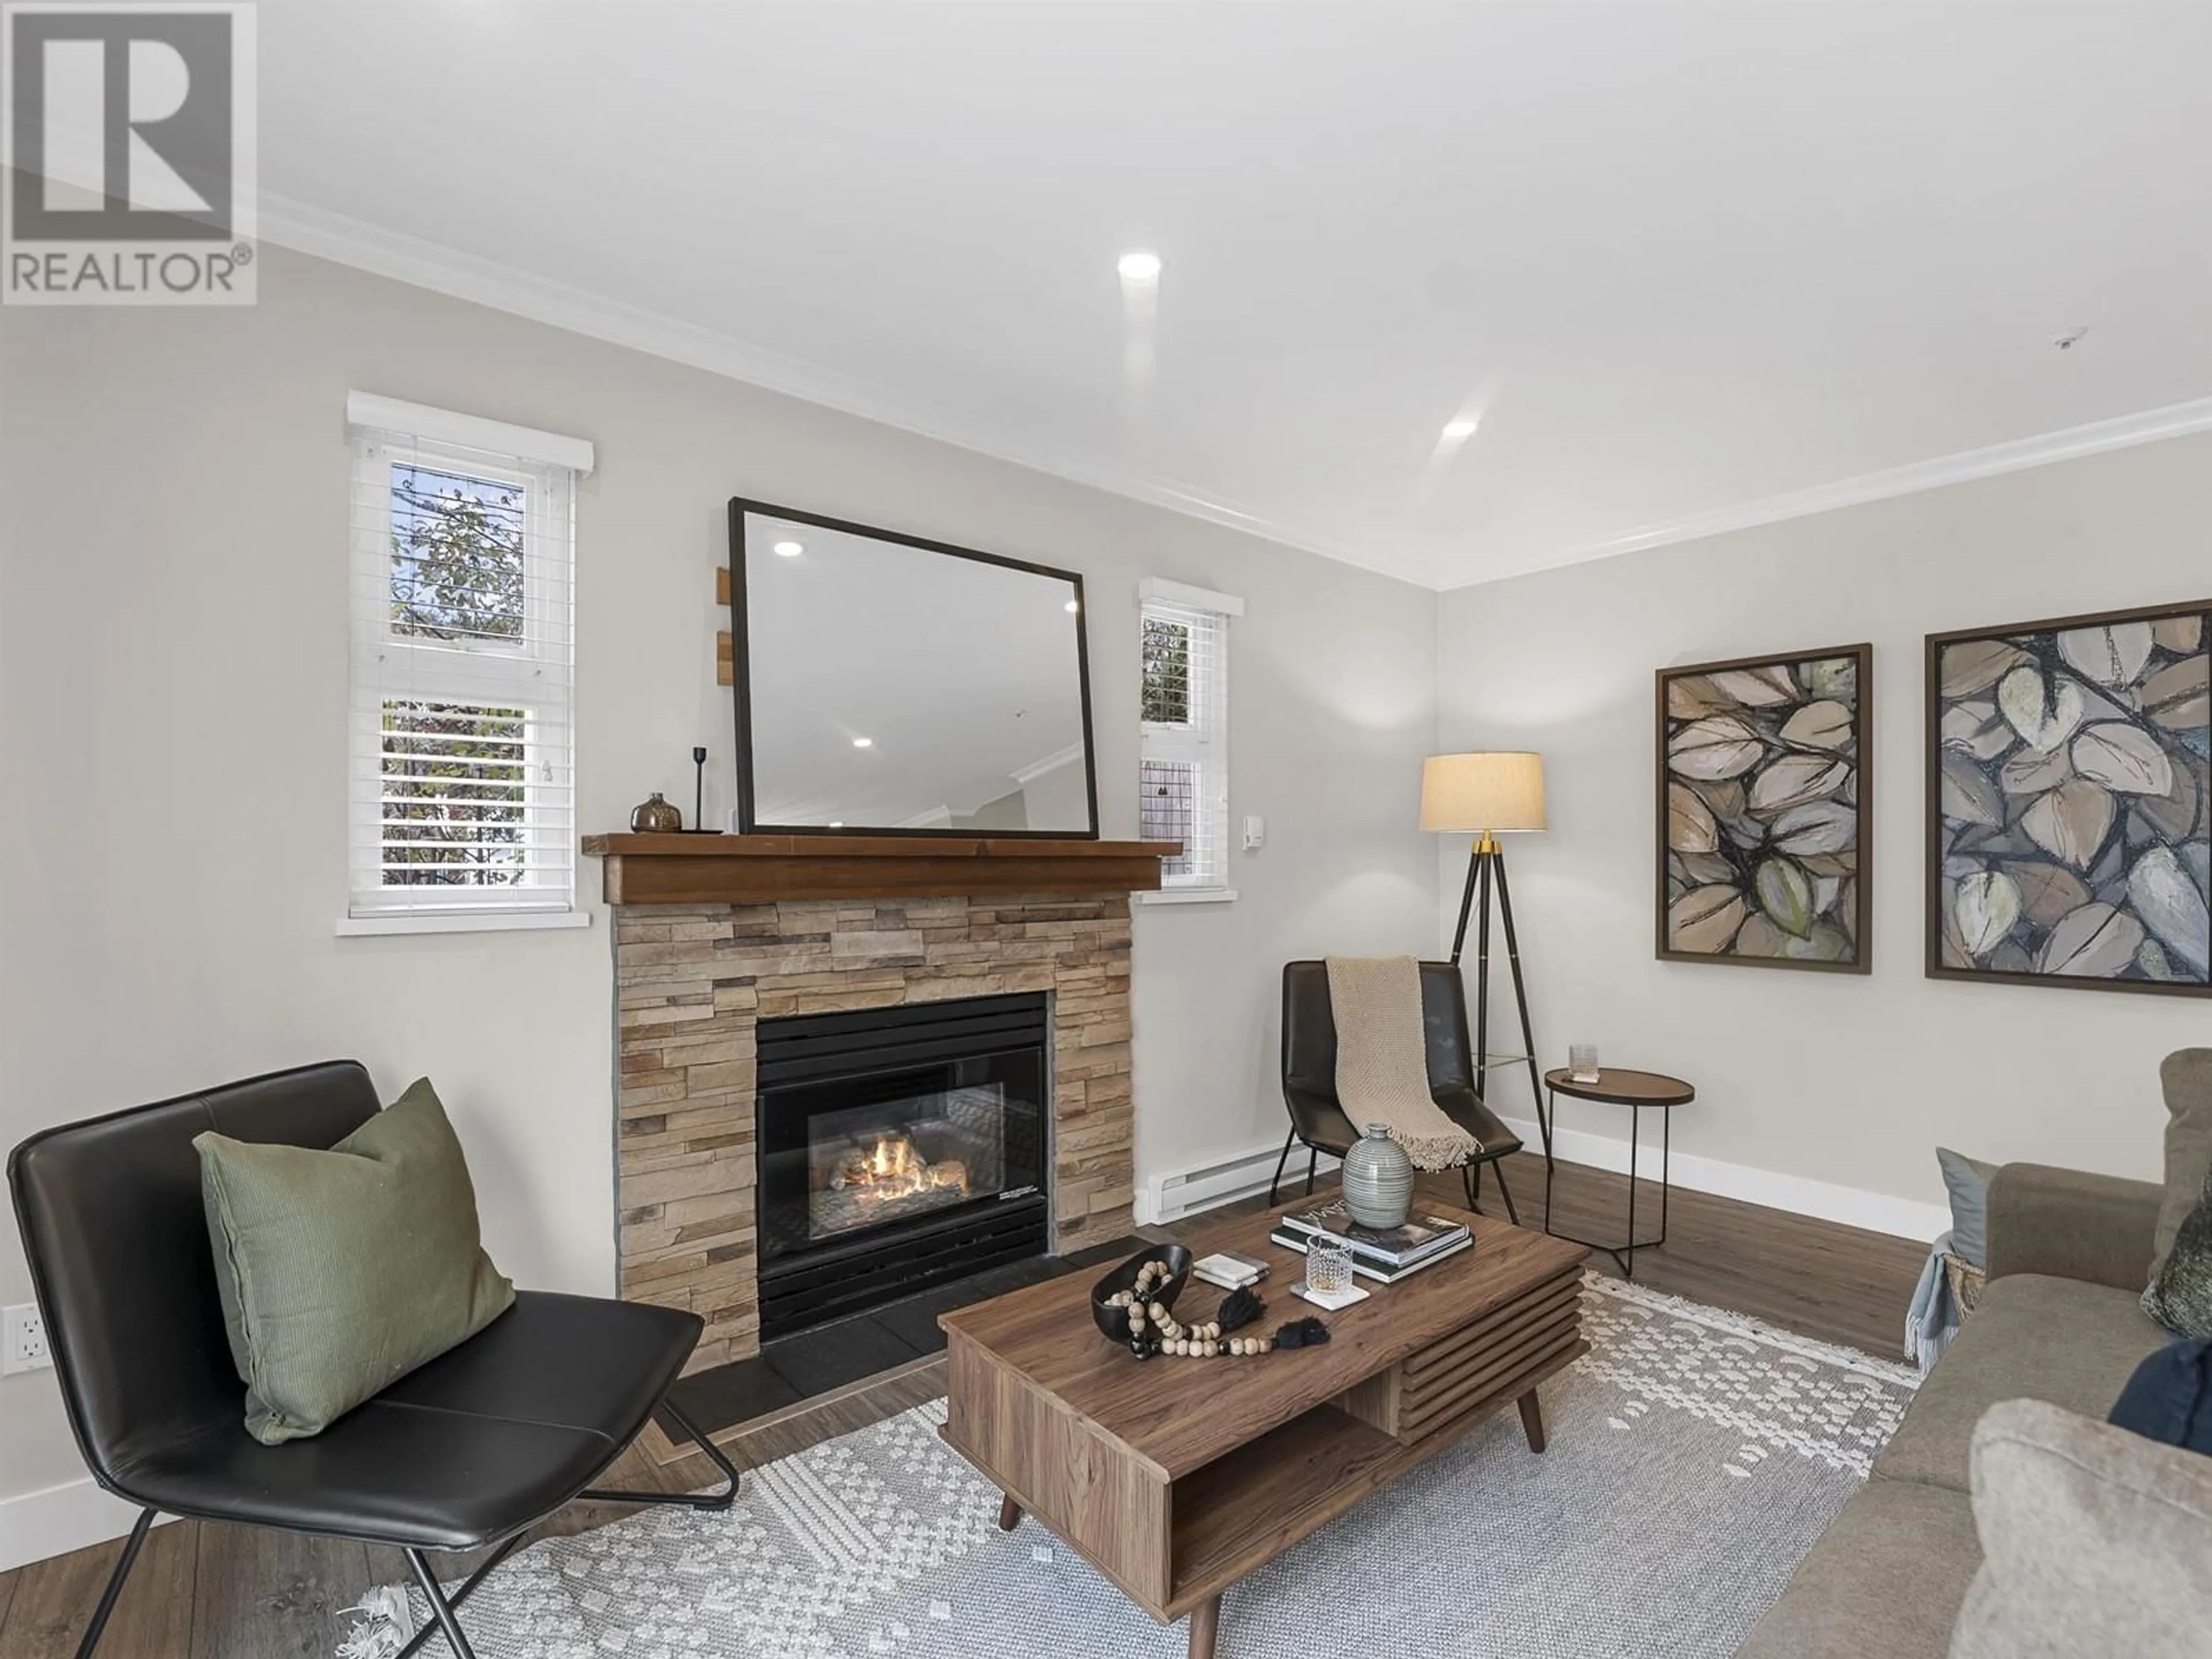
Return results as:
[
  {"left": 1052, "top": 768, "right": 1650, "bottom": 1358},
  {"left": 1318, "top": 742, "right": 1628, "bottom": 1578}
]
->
[{"left": 4, "top": 1303, "right": 51, "bottom": 1374}]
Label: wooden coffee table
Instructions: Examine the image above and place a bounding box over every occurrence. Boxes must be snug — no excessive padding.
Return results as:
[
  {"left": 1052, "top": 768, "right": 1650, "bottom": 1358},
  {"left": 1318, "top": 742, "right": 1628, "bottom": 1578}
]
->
[{"left": 939, "top": 1201, "right": 1588, "bottom": 1657}]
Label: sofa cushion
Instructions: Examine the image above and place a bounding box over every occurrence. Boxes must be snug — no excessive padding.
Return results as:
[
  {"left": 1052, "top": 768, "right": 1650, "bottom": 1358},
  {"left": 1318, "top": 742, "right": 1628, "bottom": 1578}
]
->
[
  {"left": 1949, "top": 1399, "right": 2212, "bottom": 1659},
  {"left": 1731, "top": 1478, "right": 1978, "bottom": 1659},
  {"left": 1936, "top": 1147, "right": 1997, "bottom": 1270},
  {"left": 2153, "top": 1048, "right": 2212, "bottom": 1280},
  {"left": 2143, "top": 1161, "right": 2212, "bottom": 1338},
  {"left": 2109, "top": 1335, "right": 2212, "bottom": 1451},
  {"left": 1873, "top": 1272, "right": 2166, "bottom": 1493}
]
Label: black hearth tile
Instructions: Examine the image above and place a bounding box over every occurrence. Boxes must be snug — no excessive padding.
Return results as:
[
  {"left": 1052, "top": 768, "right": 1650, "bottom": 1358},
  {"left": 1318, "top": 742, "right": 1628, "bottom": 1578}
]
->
[
  {"left": 660, "top": 1356, "right": 802, "bottom": 1439},
  {"left": 872, "top": 1285, "right": 972, "bottom": 1355},
  {"left": 964, "top": 1257, "right": 1058, "bottom": 1300},
  {"left": 1059, "top": 1235, "right": 1146, "bottom": 1272},
  {"left": 763, "top": 1316, "right": 924, "bottom": 1399}
]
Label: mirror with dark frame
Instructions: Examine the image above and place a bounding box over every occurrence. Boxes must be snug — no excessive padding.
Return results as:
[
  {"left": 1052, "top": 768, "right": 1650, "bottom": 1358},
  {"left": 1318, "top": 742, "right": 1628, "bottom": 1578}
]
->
[{"left": 729, "top": 500, "right": 1100, "bottom": 837}]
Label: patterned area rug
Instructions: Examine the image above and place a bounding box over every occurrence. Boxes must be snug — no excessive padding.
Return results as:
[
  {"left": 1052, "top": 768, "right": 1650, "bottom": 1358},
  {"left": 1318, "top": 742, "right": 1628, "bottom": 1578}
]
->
[{"left": 339, "top": 1275, "right": 1916, "bottom": 1659}]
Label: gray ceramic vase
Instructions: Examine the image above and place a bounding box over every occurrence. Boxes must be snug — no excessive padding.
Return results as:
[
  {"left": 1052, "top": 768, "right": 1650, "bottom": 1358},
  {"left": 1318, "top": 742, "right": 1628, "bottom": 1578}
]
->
[{"left": 1341, "top": 1123, "right": 1415, "bottom": 1229}]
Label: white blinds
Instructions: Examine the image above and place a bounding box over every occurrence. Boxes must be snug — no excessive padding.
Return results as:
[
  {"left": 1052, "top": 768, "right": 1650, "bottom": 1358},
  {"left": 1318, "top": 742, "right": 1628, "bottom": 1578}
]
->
[
  {"left": 1139, "top": 592, "right": 1233, "bottom": 891},
  {"left": 346, "top": 418, "right": 578, "bottom": 918}
]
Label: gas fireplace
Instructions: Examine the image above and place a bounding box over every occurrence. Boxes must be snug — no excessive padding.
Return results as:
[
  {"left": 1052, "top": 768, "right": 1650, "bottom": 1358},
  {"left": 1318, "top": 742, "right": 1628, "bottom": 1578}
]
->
[{"left": 755, "top": 992, "right": 1050, "bottom": 1339}]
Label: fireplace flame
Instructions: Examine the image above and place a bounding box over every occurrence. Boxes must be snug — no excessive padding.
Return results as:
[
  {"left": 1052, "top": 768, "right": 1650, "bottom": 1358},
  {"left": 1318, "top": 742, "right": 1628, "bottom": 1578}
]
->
[
  {"left": 845, "top": 1134, "right": 967, "bottom": 1204},
  {"left": 869, "top": 1136, "right": 900, "bottom": 1179}
]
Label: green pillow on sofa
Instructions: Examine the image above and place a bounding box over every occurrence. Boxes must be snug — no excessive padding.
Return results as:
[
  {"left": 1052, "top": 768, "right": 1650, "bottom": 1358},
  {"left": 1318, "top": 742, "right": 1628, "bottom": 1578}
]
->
[{"left": 194, "top": 1077, "right": 514, "bottom": 1445}]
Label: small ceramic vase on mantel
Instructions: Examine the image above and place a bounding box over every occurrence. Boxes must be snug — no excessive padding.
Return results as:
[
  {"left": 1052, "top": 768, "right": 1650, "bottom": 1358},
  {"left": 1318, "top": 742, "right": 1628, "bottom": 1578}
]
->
[
  {"left": 630, "top": 792, "right": 683, "bottom": 834},
  {"left": 1341, "top": 1122, "right": 1415, "bottom": 1229}
]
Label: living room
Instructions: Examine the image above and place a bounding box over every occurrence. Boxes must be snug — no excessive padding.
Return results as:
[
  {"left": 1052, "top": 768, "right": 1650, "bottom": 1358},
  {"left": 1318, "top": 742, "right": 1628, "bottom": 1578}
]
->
[{"left": 2, "top": 5, "right": 2207, "bottom": 1657}]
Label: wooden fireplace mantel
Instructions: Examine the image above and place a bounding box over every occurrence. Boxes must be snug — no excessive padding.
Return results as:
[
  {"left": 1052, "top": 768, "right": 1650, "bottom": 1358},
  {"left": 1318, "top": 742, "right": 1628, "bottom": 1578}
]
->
[{"left": 580, "top": 833, "right": 1181, "bottom": 906}]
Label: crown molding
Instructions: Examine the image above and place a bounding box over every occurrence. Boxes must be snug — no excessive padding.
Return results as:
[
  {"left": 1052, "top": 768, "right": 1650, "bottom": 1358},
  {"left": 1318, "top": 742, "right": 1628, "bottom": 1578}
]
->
[
  {"left": 255, "top": 192, "right": 1423, "bottom": 588},
  {"left": 256, "top": 192, "right": 2210, "bottom": 601},
  {"left": 1456, "top": 393, "right": 2212, "bottom": 590}
]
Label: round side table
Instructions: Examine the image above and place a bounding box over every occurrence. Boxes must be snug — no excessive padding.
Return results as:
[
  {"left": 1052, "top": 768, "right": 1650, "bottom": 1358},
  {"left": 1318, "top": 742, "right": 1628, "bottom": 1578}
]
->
[{"left": 1541, "top": 1067, "right": 1695, "bottom": 1279}]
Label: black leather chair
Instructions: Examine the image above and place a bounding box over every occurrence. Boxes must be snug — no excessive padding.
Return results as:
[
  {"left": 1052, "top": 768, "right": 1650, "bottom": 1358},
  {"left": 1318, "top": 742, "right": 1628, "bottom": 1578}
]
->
[
  {"left": 1275, "top": 960, "right": 1524, "bottom": 1222},
  {"left": 7, "top": 1060, "right": 738, "bottom": 1659}
]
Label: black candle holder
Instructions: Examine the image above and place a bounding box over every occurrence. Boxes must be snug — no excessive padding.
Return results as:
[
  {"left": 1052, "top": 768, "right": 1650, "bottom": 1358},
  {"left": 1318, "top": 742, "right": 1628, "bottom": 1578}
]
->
[{"left": 676, "top": 746, "right": 722, "bottom": 834}]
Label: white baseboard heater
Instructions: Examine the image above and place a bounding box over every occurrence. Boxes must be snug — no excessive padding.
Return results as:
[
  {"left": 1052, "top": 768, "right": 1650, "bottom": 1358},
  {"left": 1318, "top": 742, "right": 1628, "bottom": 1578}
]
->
[{"left": 1134, "top": 1140, "right": 1342, "bottom": 1226}]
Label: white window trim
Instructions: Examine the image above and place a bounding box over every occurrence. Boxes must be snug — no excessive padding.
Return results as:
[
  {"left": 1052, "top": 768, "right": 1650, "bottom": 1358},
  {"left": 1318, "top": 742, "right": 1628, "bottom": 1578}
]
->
[
  {"left": 342, "top": 397, "right": 588, "bottom": 935},
  {"left": 335, "top": 910, "right": 593, "bottom": 938},
  {"left": 345, "top": 392, "right": 596, "bottom": 475},
  {"left": 1138, "top": 577, "right": 1245, "bottom": 616},
  {"left": 1138, "top": 578, "right": 1240, "bottom": 902}
]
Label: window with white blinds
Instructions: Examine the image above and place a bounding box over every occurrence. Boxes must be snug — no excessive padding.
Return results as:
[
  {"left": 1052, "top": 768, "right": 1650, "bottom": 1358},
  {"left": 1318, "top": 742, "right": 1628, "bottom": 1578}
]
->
[
  {"left": 344, "top": 396, "right": 587, "bottom": 929},
  {"left": 1138, "top": 579, "right": 1240, "bottom": 899}
]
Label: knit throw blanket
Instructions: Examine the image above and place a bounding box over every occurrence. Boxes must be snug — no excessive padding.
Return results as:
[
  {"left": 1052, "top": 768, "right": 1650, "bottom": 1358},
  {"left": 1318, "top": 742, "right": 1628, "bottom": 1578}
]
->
[{"left": 1324, "top": 955, "right": 1481, "bottom": 1171}]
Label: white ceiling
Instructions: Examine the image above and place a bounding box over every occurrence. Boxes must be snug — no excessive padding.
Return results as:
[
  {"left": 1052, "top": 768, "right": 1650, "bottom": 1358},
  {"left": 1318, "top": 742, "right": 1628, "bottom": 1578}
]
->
[{"left": 256, "top": 3, "right": 2212, "bottom": 590}]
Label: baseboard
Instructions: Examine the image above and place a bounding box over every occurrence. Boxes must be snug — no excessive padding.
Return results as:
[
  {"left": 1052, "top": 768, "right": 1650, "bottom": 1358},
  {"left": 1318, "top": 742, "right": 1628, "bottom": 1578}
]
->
[
  {"left": 1501, "top": 1116, "right": 1949, "bottom": 1243},
  {"left": 0, "top": 1474, "right": 177, "bottom": 1574},
  {"left": 1134, "top": 1140, "right": 1342, "bottom": 1226}
]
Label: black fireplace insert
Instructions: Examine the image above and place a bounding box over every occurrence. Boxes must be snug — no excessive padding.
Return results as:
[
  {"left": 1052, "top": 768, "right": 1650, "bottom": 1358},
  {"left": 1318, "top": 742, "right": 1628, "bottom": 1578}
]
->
[{"left": 755, "top": 991, "right": 1051, "bottom": 1340}]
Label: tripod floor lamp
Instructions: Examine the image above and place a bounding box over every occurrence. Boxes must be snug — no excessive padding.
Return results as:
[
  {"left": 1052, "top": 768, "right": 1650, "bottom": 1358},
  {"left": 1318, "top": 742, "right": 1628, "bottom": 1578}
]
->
[{"left": 1422, "top": 751, "right": 1550, "bottom": 1161}]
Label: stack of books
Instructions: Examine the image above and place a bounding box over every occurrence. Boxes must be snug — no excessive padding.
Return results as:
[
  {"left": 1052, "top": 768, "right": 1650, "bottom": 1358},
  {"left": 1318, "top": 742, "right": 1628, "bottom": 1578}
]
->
[{"left": 1270, "top": 1199, "right": 1472, "bottom": 1284}]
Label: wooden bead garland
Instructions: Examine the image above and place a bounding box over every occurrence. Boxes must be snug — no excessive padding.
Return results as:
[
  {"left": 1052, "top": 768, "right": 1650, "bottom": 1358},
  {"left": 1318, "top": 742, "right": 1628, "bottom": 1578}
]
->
[{"left": 1111, "top": 1264, "right": 1274, "bottom": 1360}]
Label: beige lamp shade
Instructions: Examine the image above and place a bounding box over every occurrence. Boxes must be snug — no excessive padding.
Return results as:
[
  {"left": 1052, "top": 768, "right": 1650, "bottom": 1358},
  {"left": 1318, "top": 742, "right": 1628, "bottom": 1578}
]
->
[{"left": 1420, "top": 752, "right": 1547, "bottom": 833}]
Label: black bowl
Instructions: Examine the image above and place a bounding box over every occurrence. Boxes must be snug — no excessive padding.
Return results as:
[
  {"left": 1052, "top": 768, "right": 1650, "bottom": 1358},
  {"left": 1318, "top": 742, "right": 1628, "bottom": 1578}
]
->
[{"left": 1090, "top": 1243, "right": 1194, "bottom": 1342}]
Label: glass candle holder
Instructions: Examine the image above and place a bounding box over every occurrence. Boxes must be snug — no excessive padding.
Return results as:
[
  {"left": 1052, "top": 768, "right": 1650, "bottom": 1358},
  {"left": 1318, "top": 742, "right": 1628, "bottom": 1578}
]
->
[
  {"left": 1569, "top": 1044, "right": 1600, "bottom": 1083},
  {"left": 1306, "top": 1236, "right": 1354, "bottom": 1298}
]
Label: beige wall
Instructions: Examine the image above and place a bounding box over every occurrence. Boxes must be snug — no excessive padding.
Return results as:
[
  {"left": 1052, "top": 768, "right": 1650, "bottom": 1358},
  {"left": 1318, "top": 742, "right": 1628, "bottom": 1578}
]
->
[
  {"left": 0, "top": 246, "right": 1439, "bottom": 1519},
  {"left": 1436, "top": 431, "right": 2212, "bottom": 1224}
]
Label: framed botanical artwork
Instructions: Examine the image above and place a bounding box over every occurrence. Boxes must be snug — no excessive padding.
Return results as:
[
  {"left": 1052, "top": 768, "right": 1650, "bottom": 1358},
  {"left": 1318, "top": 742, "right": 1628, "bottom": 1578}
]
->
[
  {"left": 1928, "top": 601, "right": 2210, "bottom": 995},
  {"left": 1657, "top": 644, "right": 1872, "bottom": 971}
]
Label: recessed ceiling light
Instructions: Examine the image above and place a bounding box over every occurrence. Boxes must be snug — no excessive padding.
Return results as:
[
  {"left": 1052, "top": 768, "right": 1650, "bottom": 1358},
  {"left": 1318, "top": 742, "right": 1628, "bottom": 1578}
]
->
[
  {"left": 773, "top": 539, "right": 804, "bottom": 557},
  {"left": 1065, "top": 599, "right": 1080, "bottom": 613},
  {"left": 828, "top": 820, "right": 844, "bottom": 828},
  {"left": 1117, "top": 251, "right": 1162, "bottom": 284},
  {"left": 1440, "top": 417, "right": 1479, "bottom": 441},
  {"left": 852, "top": 737, "right": 873, "bottom": 748}
]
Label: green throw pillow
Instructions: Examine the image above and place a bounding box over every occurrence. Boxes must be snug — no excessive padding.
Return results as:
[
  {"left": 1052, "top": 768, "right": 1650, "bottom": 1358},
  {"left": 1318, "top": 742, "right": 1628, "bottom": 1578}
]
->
[
  {"left": 194, "top": 1078, "right": 514, "bottom": 1444},
  {"left": 2144, "top": 1162, "right": 2212, "bottom": 1341}
]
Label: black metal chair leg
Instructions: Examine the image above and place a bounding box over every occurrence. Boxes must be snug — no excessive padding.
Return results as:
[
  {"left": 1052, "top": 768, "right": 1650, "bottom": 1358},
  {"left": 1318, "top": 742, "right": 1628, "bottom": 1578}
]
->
[
  {"left": 389, "top": 1532, "right": 529, "bottom": 1659},
  {"left": 1493, "top": 1160, "right": 1521, "bottom": 1226},
  {"left": 1267, "top": 1129, "right": 1297, "bottom": 1206},
  {"left": 405, "top": 1549, "right": 480, "bottom": 1659},
  {"left": 1304, "top": 1145, "right": 1318, "bottom": 1196},
  {"left": 1464, "top": 1159, "right": 1483, "bottom": 1211},
  {"left": 72, "top": 1507, "right": 156, "bottom": 1659},
  {"left": 578, "top": 1400, "right": 741, "bottom": 1511},
  {"left": 385, "top": 1400, "right": 741, "bottom": 1659}
]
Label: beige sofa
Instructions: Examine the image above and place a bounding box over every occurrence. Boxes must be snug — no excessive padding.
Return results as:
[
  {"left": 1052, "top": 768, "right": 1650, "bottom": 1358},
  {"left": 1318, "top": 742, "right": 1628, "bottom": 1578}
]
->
[{"left": 1734, "top": 1162, "right": 2180, "bottom": 1658}]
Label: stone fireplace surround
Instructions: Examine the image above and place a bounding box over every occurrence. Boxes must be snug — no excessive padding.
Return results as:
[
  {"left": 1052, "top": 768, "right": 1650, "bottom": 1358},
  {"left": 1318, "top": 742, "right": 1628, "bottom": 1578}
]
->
[{"left": 609, "top": 888, "right": 1139, "bottom": 1372}]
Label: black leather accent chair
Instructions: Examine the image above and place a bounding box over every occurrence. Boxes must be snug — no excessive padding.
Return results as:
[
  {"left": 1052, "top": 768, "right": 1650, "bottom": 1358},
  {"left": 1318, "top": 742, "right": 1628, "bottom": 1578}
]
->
[
  {"left": 1276, "top": 960, "right": 1524, "bottom": 1222},
  {"left": 8, "top": 1060, "right": 740, "bottom": 1659}
]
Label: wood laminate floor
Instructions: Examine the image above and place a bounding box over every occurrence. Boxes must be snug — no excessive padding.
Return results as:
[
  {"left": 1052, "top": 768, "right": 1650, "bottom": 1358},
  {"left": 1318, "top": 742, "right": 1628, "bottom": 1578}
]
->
[{"left": 0, "top": 1150, "right": 1925, "bottom": 1658}]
